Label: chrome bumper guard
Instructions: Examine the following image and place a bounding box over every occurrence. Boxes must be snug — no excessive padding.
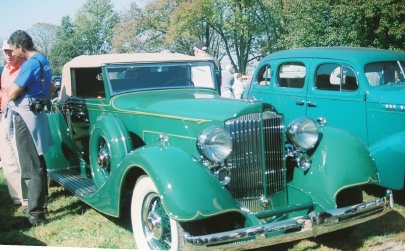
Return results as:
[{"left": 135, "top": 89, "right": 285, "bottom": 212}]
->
[{"left": 184, "top": 190, "right": 394, "bottom": 251}]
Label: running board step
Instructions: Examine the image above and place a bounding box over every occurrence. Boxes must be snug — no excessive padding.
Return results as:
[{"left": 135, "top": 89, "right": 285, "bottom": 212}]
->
[{"left": 48, "top": 169, "right": 96, "bottom": 197}]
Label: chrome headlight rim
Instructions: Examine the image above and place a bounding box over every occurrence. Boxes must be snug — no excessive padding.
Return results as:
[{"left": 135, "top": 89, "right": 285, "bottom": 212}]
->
[
  {"left": 197, "top": 126, "right": 232, "bottom": 162},
  {"left": 286, "top": 117, "right": 319, "bottom": 150}
]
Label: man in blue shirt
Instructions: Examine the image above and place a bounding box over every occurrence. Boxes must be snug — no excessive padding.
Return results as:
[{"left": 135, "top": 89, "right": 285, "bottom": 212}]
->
[{"left": 6, "top": 30, "right": 54, "bottom": 228}]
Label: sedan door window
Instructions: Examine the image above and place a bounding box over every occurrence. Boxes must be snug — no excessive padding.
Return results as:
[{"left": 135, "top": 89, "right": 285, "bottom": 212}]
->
[
  {"left": 365, "top": 61, "right": 405, "bottom": 86},
  {"left": 315, "top": 64, "right": 358, "bottom": 91},
  {"left": 277, "top": 63, "right": 305, "bottom": 88}
]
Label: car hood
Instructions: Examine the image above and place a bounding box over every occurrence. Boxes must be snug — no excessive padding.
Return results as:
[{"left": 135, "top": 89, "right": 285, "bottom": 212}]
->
[
  {"left": 366, "top": 84, "right": 405, "bottom": 105},
  {"left": 111, "top": 89, "right": 266, "bottom": 121}
]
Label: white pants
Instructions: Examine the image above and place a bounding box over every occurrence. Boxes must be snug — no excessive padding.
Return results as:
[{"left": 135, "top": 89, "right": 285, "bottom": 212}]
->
[{"left": 221, "top": 90, "right": 234, "bottom": 98}]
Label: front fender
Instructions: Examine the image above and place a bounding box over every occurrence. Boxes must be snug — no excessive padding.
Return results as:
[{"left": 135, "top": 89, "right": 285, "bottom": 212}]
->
[
  {"left": 369, "top": 131, "right": 405, "bottom": 190},
  {"left": 289, "top": 126, "right": 379, "bottom": 209},
  {"left": 121, "top": 145, "right": 240, "bottom": 221}
]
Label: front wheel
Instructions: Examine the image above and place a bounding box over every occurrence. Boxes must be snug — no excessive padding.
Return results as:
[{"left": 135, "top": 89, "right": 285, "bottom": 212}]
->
[{"left": 131, "top": 176, "right": 184, "bottom": 250}]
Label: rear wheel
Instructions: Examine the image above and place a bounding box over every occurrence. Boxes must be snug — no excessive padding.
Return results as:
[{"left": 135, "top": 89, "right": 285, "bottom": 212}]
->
[
  {"left": 90, "top": 129, "right": 111, "bottom": 188},
  {"left": 131, "top": 176, "right": 184, "bottom": 250}
]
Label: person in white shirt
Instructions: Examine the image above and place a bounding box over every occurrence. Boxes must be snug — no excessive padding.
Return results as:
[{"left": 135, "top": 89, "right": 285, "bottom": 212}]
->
[{"left": 232, "top": 73, "right": 245, "bottom": 99}]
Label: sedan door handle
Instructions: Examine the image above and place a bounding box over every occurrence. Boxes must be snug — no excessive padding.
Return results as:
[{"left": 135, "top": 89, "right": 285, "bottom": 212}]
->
[
  {"left": 307, "top": 101, "right": 317, "bottom": 107},
  {"left": 296, "top": 100, "right": 305, "bottom": 106}
]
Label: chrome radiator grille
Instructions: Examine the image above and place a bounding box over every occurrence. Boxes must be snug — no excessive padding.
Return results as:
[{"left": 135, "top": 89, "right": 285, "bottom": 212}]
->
[{"left": 224, "top": 111, "right": 285, "bottom": 212}]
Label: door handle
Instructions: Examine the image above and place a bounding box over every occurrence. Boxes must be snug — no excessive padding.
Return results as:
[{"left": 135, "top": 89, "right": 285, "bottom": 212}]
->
[
  {"left": 296, "top": 100, "right": 305, "bottom": 106},
  {"left": 307, "top": 101, "right": 317, "bottom": 107}
]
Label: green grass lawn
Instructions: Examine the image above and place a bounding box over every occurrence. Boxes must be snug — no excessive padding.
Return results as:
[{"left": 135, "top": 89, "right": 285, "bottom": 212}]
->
[
  {"left": 0, "top": 171, "right": 135, "bottom": 249},
  {"left": 0, "top": 170, "right": 404, "bottom": 250}
]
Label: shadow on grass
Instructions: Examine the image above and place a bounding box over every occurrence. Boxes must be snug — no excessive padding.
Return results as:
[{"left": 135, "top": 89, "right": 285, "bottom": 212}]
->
[
  {"left": 364, "top": 184, "right": 405, "bottom": 205},
  {"left": 0, "top": 230, "right": 46, "bottom": 246},
  {"left": 0, "top": 180, "right": 46, "bottom": 246},
  {"left": 47, "top": 183, "right": 133, "bottom": 232}
]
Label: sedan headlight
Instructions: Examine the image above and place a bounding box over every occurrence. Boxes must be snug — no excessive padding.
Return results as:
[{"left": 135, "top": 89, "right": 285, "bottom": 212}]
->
[
  {"left": 287, "top": 117, "right": 319, "bottom": 150},
  {"left": 198, "top": 126, "right": 232, "bottom": 162}
]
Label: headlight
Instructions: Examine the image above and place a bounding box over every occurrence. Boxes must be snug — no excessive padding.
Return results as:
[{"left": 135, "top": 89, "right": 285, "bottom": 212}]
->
[
  {"left": 198, "top": 126, "right": 232, "bottom": 162},
  {"left": 287, "top": 117, "right": 319, "bottom": 150}
]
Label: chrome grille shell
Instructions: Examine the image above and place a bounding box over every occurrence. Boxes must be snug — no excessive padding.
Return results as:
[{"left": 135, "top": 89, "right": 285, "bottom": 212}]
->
[{"left": 225, "top": 111, "right": 286, "bottom": 213}]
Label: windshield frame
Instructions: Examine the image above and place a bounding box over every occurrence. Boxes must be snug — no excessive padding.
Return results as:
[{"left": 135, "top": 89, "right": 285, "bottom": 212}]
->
[{"left": 105, "top": 61, "right": 217, "bottom": 96}]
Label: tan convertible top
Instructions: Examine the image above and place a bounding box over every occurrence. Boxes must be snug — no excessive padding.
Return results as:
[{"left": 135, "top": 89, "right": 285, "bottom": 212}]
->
[
  {"left": 63, "top": 53, "right": 211, "bottom": 68},
  {"left": 59, "top": 53, "right": 213, "bottom": 100}
]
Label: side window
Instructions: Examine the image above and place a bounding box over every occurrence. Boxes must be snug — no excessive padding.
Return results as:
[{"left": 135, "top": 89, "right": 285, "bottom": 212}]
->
[
  {"left": 316, "top": 64, "right": 358, "bottom": 91},
  {"left": 277, "top": 63, "right": 305, "bottom": 88},
  {"left": 365, "top": 61, "right": 405, "bottom": 86},
  {"left": 256, "top": 65, "right": 271, "bottom": 86},
  {"left": 74, "top": 67, "right": 105, "bottom": 98}
]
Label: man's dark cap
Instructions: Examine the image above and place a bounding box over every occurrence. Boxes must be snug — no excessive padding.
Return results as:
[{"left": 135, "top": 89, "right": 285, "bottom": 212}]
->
[{"left": 193, "top": 41, "right": 208, "bottom": 51}]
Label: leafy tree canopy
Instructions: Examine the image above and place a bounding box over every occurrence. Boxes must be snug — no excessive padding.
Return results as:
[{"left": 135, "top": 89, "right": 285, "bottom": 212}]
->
[
  {"left": 27, "top": 23, "right": 57, "bottom": 58},
  {"left": 48, "top": 0, "right": 405, "bottom": 75}
]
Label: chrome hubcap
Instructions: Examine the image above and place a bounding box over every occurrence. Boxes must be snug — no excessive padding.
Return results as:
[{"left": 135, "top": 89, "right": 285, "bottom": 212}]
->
[
  {"left": 97, "top": 144, "right": 110, "bottom": 172},
  {"left": 142, "top": 193, "right": 171, "bottom": 249},
  {"left": 147, "top": 210, "right": 163, "bottom": 240}
]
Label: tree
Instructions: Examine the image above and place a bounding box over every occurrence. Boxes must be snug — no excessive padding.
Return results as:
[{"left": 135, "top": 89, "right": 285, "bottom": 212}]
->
[
  {"left": 277, "top": 0, "right": 405, "bottom": 51},
  {"left": 49, "top": 16, "right": 81, "bottom": 75},
  {"left": 167, "top": 0, "right": 224, "bottom": 59},
  {"left": 27, "top": 23, "right": 57, "bottom": 58},
  {"left": 330, "top": 0, "right": 405, "bottom": 50},
  {"left": 113, "top": 0, "right": 283, "bottom": 73},
  {"left": 113, "top": 0, "right": 184, "bottom": 53},
  {"left": 49, "top": 0, "right": 119, "bottom": 74},
  {"left": 254, "top": 0, "right": 285, "bottom": 56},
  {"left": 112, "top": 3, "right": 143, "bottom": 53},
  {"left": 113, "top": 0, "right": 283, "bottom": 74},
  {"left": 168, "top": 0, "right": 272, "bottom": 74},
  {"left": 75, "top": 0, "right": 119, "bottom": 55}
]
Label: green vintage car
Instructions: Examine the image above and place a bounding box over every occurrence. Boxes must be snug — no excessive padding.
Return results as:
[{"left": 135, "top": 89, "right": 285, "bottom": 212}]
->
[
  {"left": 45, "top": 53, "right": 393, "bottom": 250},
  {"left": 246, "top": 47, "right": 405, "bottom": 191}
]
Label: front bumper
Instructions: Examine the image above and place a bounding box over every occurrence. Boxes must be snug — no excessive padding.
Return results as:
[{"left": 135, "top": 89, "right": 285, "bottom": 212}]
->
[{"left": 184, "top": 190, "right": 394, "bottom": 251}]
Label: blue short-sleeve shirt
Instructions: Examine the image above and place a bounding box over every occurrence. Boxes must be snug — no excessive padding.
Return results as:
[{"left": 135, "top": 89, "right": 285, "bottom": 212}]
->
[{"left": 14, "top": 53, "right": 52, "bottom": 99}]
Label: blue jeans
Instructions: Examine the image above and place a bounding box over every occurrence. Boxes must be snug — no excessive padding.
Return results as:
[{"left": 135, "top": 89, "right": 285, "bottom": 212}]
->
[{"left": 13, "top": 113, "right": 47, "bottom": 218}]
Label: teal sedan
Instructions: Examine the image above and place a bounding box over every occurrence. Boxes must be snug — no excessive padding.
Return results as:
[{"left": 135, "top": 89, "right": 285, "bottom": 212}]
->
[{"left": 247, "top": 47, "right": 405, "bottom": 191}]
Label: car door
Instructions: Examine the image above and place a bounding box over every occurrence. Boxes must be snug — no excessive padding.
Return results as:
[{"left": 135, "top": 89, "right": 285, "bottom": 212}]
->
[
  {"left": 61, "top": 96, "right": 90, "bottom": 162},
  {"left": 248, "top": 59, "right": 310, "bottom": 125},
  {"left": 306, "top": 60, "right": 368, "bottom": 144},
  {"left": 60, "top": 67, "right": 105, "bottom": 163}
]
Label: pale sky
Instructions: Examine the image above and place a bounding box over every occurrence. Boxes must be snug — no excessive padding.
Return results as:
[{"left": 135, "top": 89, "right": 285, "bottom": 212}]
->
[{"left": 0, "top": 0, "right": 148, "bottom": 42}]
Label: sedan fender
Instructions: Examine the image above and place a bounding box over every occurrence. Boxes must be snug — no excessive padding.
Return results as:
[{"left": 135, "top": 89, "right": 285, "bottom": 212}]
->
[
  {"left": 288, "top": 126, "right": 380, "bottom": 209},
  {"left": 369, "top": 131, "right": 405, "bottom": 190}
]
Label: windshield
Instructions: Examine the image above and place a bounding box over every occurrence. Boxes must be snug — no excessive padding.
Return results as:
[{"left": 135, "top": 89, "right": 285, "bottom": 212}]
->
[
  {"left": 106, "top": 62, "right": 216, "bottom": 95},
  {"left": 365, "top": 61, "right": 405, "bottom": 86}
]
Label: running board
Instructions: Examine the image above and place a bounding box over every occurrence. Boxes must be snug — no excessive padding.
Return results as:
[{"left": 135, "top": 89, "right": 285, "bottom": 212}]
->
[{"left": 48, "top": 169, "right": 96, "bottom": 197}]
